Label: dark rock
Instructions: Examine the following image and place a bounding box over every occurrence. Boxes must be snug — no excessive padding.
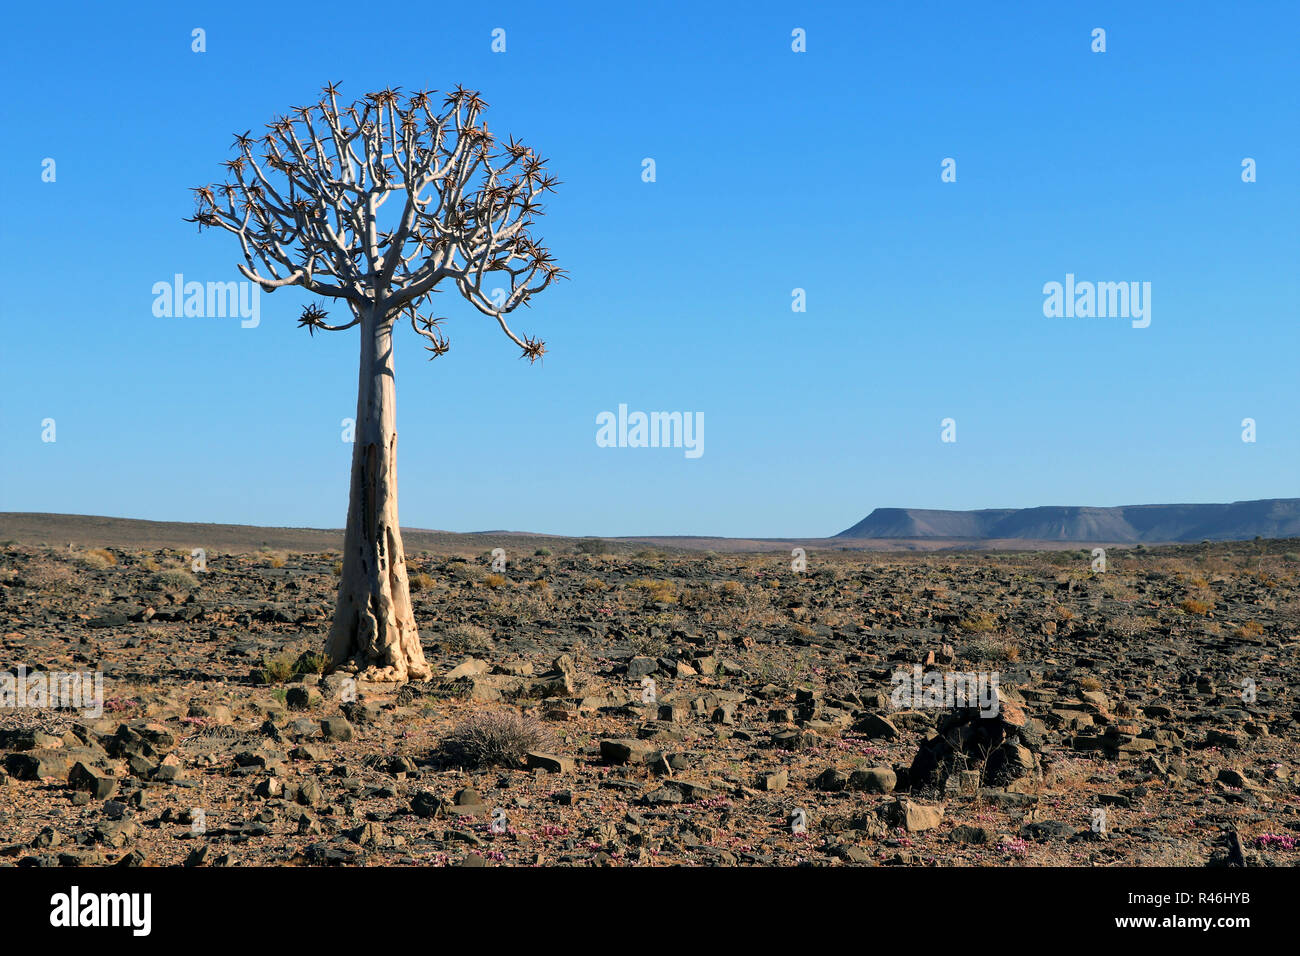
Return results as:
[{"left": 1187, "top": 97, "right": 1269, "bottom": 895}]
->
[
  {"left": 320, "top": 717, "right": 354, "bottom": 741},
  {"left": 69, "top": 762, "right": 117, "bottom": 800}
]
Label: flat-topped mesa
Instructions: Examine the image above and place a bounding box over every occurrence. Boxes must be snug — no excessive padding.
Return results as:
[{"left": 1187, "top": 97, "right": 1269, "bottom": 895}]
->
[{"left": 836, "top": 498, "right": 1300, "bottom": 543}]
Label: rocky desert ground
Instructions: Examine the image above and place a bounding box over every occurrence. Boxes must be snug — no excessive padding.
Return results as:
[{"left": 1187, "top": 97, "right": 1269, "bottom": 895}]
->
[{"left": 1, "top": 536, "right": 1297, "bottom": 868}]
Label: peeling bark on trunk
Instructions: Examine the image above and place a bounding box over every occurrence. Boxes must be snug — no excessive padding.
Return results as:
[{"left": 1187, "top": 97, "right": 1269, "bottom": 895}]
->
[{"left": 326, "top": 310, "right": 431, "bottom": 682}]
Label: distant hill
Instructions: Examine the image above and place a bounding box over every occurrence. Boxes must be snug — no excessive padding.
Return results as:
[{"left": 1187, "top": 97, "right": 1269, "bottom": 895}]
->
[
  {"left": 836, "top": 498, "right": 1300, "bottom": 542},
  {"left": 4, "top": 499, "right": 1299, "bottom": 555}
]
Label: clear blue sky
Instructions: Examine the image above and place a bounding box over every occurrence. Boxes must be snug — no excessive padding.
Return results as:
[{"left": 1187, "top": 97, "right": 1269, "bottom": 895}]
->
[{"left": 2, "top": 1, "right": 1296, "bottom": 538}]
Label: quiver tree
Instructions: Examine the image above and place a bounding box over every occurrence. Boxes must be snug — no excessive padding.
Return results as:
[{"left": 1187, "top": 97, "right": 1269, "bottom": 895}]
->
[{"left": 188, "top": 83, "right": 564, "bottom": 681}]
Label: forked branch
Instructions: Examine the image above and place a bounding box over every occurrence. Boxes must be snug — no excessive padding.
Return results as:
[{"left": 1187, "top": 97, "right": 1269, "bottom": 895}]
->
[{"left": 187, "top": 83, "right": 565, "bottom": 360}]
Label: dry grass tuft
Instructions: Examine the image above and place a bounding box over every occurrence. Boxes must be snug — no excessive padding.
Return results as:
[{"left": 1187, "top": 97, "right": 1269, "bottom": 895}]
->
[
  {"left": 440, "top": 709, "right": 552, "bottom": 768},
  {"left": 152, "top": 568, "right": 199, "bottom": 592},
  {"left": 631, "top": 578, "right": 677, "bottom": 604},
  {"left": 958, "top": 611, "right": 997, "bottom": 633},
  {"left": 81, "top": 548, "right": 117, "bottom": 569}
]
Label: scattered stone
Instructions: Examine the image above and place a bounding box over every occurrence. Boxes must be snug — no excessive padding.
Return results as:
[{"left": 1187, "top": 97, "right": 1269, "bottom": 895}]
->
[
  {"left": 949, "top": 825, "right": 992, "bottom": 844},
  {"left": 1020, "top": 821, "right": 1077, "bottom": 842},
  {"left": 68, "top": 762, "right": 117, "bottom": 800},
  {"left": 285, "top": 686, "right": 317, "bottom": 710},
  {"left": 321, "top": 717, "right": 354, "bottom": 741},
  {"left": 524, "top": 752, "right": 573, "bottom": 774},
  {"left": 883, "top": 798, "right": 943, "bottom": 833},
  {"left": 815, "top": 768, "right": 848, "bottom": 792},
  {"left": 600, "top": 738, "right": 654, "bottom": 765},
  {"left": 848, "top": 768, "right": 896, "bottom": 793},
  {"left": 854, "top": 714, "right": 900, "bottom": 740}
]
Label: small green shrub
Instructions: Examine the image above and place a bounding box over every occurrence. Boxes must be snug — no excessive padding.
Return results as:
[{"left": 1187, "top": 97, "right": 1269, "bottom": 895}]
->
[{"left": 260, "top": 651, "right": 297, "bottom": 684}]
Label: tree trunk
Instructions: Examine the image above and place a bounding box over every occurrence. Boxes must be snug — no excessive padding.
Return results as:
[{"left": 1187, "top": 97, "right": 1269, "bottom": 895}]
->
[{"left": 325, "top": 308, "right": 432, "bottom": 681}]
